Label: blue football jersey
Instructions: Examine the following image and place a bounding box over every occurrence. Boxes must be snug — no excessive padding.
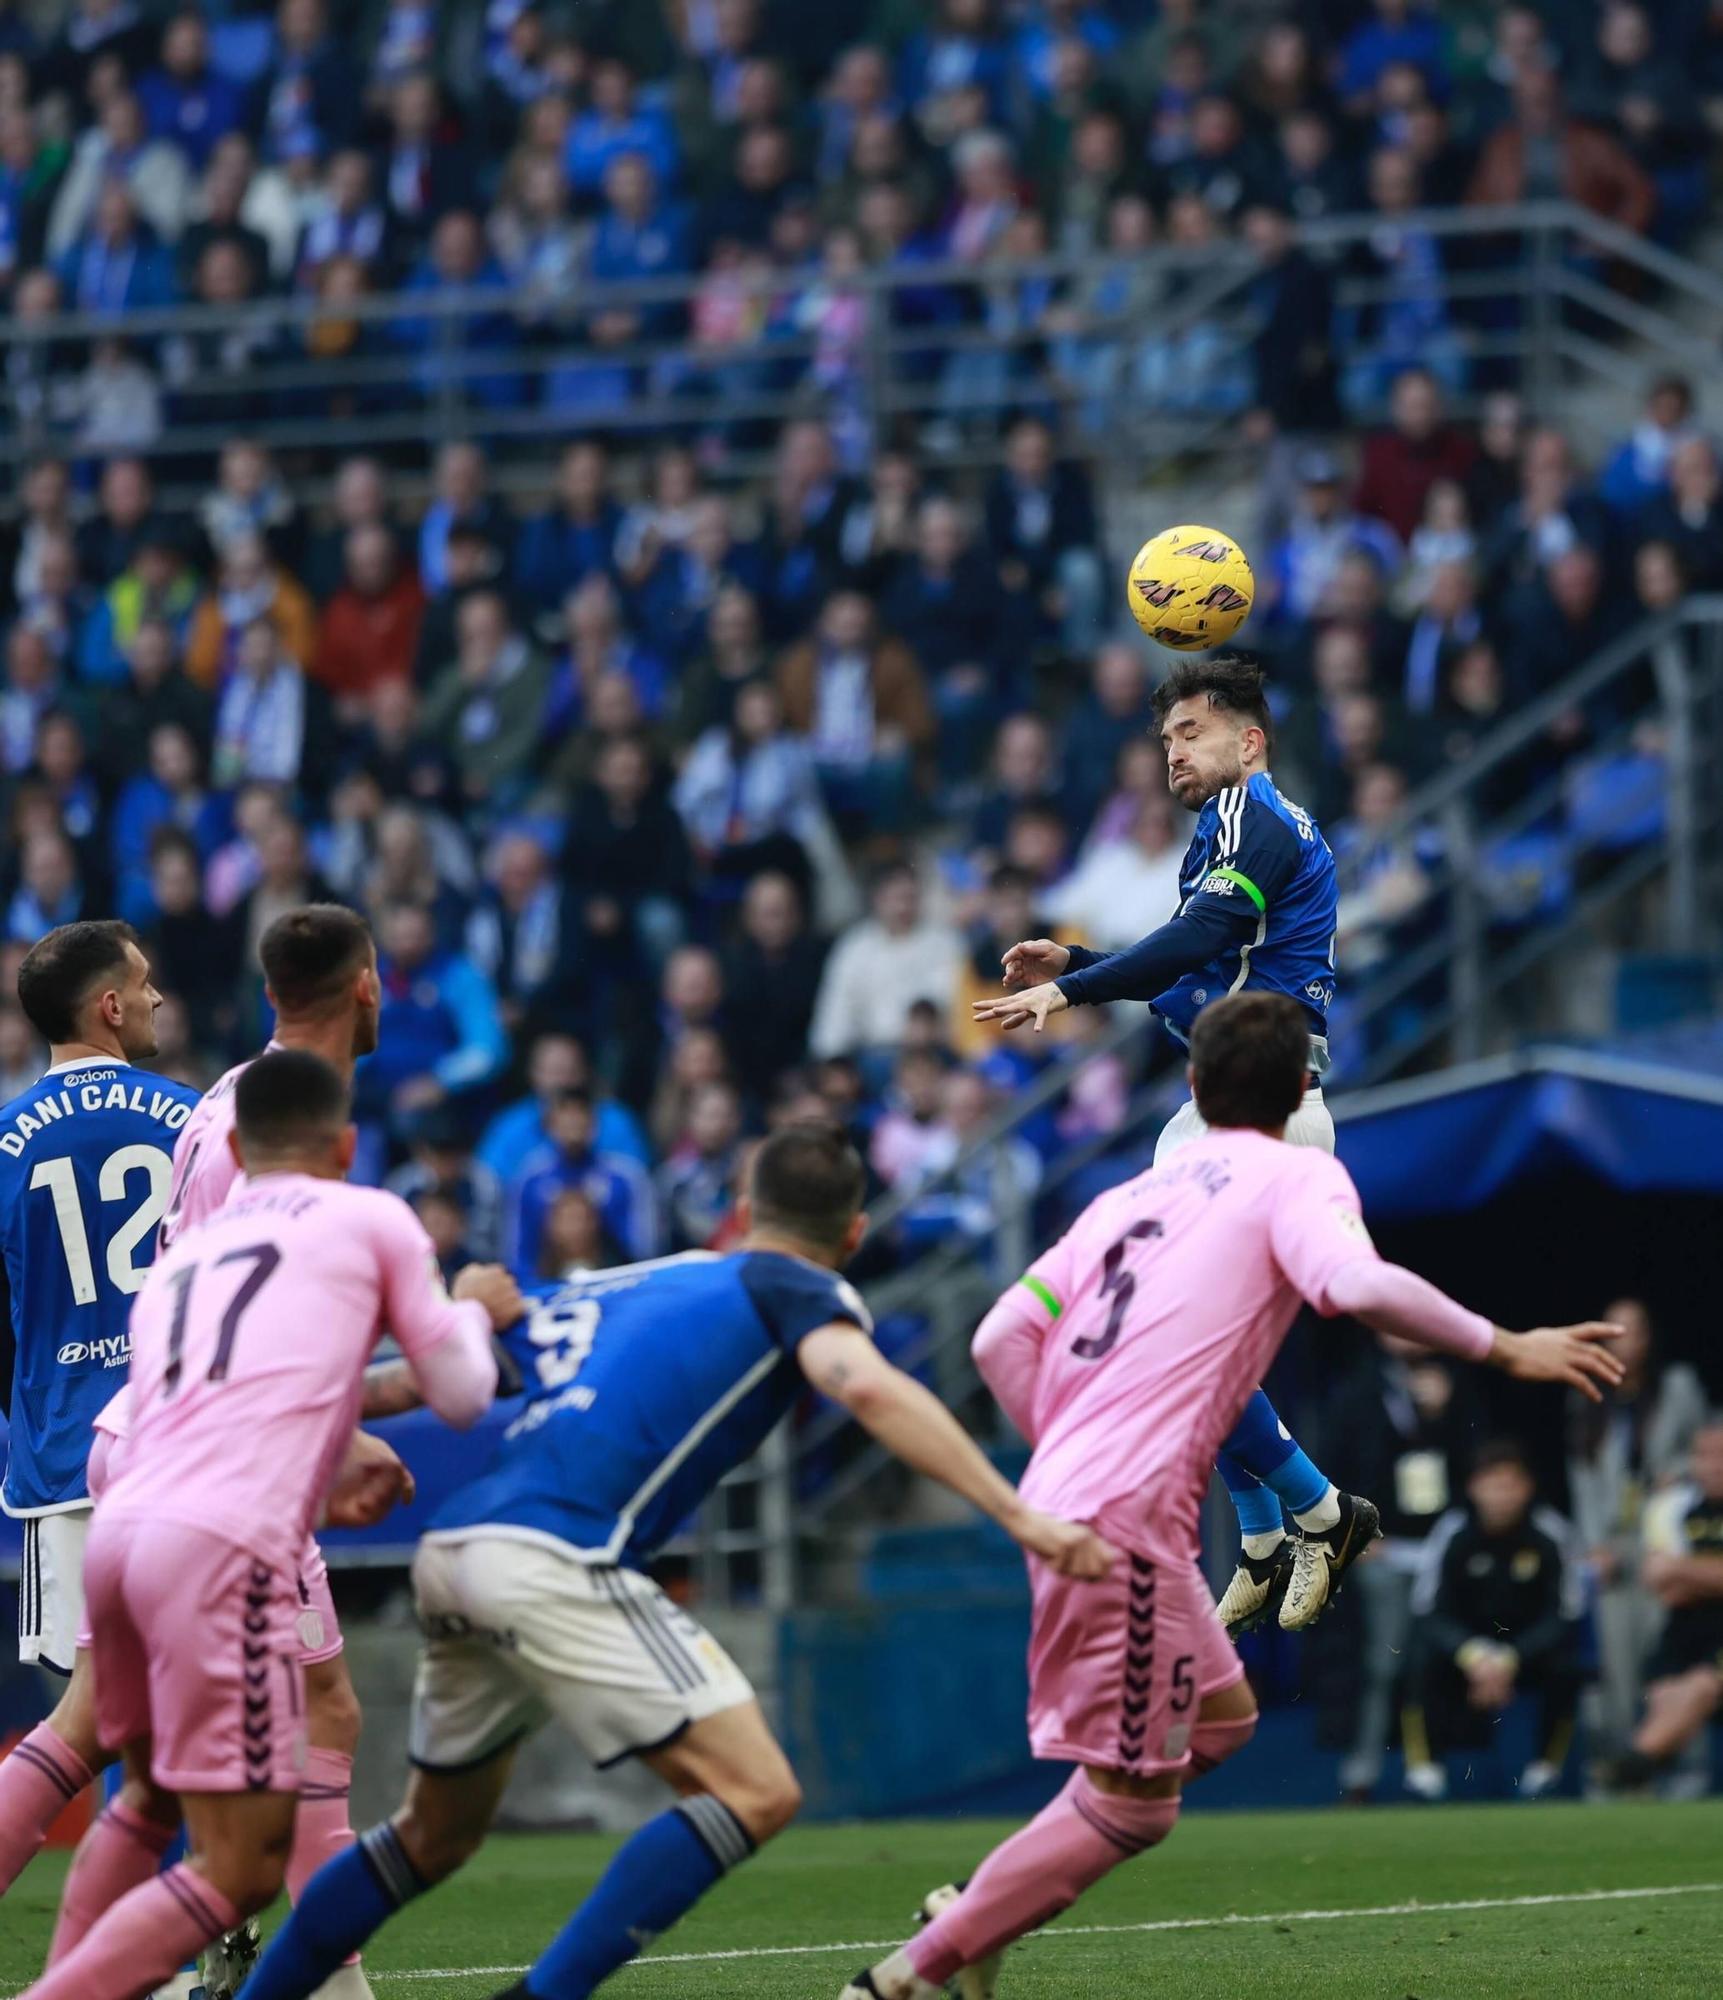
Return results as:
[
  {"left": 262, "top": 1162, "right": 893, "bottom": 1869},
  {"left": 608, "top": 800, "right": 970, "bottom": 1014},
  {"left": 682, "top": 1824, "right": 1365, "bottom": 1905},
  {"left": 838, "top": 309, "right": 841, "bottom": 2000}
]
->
[
  {"left": 1155, "top": 773, "right": 1338, "bottom": 1064},
  {"left": 428, "top": 1249, "right": 871, "bottom": 1568},
  {"left": 0, "top": 1057, "right": 200, "bottom": 1515}
]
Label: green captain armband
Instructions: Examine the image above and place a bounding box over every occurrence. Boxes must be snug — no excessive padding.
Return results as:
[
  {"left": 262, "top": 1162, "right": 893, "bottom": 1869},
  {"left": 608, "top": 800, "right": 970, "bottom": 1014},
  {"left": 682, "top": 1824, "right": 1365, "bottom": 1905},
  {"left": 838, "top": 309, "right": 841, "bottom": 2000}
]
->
[
  {"left": 1019, "top": 1274, "right": 1061, "bottom": 1319},
  {"left": 1201, "top": 866, "right": 1266, "bottom": 913}
]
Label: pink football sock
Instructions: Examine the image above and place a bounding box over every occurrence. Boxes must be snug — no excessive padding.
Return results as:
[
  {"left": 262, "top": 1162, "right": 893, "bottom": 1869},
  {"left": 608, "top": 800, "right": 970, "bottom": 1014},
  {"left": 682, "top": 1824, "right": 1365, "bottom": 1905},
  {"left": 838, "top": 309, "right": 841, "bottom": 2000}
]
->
[
  {"left": 906, "top": 1771, "right": 1180, "bottom": 1987},
  {"left": 26, "top": 1863, "right": 241, "bottom": 2000},
  {"left": 0, "top": 1723, "right": 95, "bottom": 1893},
  {"left": 49, "top": 1800, "right": 178, "bottom": 1964},
  {"left": 289, "top": 1747, "right": 363, "bottom": 1963}
]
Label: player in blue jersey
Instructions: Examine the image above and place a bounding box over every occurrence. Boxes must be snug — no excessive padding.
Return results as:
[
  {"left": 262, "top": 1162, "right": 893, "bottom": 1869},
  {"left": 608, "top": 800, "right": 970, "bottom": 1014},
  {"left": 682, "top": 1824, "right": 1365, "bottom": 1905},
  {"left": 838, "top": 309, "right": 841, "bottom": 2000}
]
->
[
  {"left": 0, "top": 921, "right": 200, "bottom": 1895},
  {"left": 975, "top": 657, "right": 1379, "bottom": 1635},
  {"left": 232, "top": 1123, "right": 1114, "bottom": 2000}
]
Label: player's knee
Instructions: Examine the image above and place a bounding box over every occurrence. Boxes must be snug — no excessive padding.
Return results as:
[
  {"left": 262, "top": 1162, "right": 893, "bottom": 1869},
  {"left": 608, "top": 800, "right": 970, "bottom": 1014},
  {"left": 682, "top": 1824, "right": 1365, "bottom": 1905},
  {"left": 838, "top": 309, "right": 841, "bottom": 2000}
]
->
[
  {"left": 392, "top": 1800, "right": 483, "bottom": 1884},
  {"left": 119, "top": 1772, "right": 180, "bottom": 1832},
  {"left": 1189, "top": 1708, "right": 1258, "bottom": 1777},
  {"left": 304, "top": 1661, "right": 364, "bottom": 1756},
  {"left": 716, "top": 1764, "right": 802, "bottom": 1845}
]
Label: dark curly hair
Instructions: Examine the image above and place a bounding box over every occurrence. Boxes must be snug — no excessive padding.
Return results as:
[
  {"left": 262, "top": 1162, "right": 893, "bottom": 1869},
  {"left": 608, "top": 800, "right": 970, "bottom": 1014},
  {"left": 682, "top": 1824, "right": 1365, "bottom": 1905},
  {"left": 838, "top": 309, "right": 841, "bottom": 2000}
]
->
[{"left": 1150, "top": 655, "right": 1273, "bottom": 753}]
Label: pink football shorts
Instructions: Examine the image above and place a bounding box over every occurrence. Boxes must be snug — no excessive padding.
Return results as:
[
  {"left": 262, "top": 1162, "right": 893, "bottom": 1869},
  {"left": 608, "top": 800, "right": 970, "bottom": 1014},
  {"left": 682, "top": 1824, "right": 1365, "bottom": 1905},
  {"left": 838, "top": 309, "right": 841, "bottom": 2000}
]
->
[
  {"left": 85, "top": 1511, "right": 308, "bottom": 1794},
  {"left": 1027, "top": 1516, "right": 1243, "bottom": 1776}
]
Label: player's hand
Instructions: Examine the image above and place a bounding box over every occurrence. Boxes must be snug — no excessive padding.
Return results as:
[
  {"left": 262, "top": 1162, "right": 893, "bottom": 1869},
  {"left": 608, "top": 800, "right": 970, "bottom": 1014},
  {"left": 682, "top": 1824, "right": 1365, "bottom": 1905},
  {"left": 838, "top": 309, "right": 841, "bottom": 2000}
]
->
[
  {"left": 324, "top": 1431, "right": 416, "bottom": 1529},
  {"left": 1001, "top": 938, "right": 1070, "bottom": 990},
  {"left": 455, "top": 1263, "right": 525, "bottom": 1331},
  {"left": 1490, "top": 1322, "right": 1625, "bottom": 1403},
  {"left": 972, "top": 980, "right": 1069, "bottom": 1034},
  {"left": 1011, "top": 1508, "right": 1118, "bottom": 1580}
]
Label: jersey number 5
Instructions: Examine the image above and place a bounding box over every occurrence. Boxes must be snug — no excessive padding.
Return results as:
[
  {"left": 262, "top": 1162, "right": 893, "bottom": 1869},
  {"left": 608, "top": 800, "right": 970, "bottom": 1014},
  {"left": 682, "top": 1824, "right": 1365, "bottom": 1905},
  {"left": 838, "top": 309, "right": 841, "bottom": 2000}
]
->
[
  {"left": 30, "top": 1147, "right": 173, "bottom": 1303},
  {"left": 1071, "top": 1220, "right": 1163, "bottom": 1363}
]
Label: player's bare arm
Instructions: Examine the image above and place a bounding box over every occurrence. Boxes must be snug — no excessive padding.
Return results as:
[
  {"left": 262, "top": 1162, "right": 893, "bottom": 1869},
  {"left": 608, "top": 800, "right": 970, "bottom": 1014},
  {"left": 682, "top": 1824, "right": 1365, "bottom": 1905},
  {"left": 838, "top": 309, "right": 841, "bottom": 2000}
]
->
[
  {"left": 322, "top": 1432, "right": 417, "bottom": 1529},
  {"left": 798, "top": 1323, "right": 1115, "bottom": 1580},
  {"left": 1485, "top": 1322, "right": 1627, "bottom": 1403},
  {"left": 360, "top": 1263, "right": 524, "bottom": 1418}
]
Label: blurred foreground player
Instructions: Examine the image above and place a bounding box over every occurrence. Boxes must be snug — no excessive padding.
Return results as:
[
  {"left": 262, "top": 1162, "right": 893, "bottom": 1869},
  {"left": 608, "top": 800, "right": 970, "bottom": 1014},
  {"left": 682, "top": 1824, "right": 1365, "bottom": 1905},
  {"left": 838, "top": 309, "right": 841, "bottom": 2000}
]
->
[
  {"left": 842, "top": 993, "right": 1622, "bottom": 2000},
  {"left": 19, "top": 1052, "right": 517, "bottom": 2000},
  {"left": 0, "top": 923, "right": 198, "bottom": 1895},
  {"left": 975, "top": 660, "right": 1374, "bottom": 1635},
  {"left": 230, "top": 1124, "right": 1112, "bottom": 2000}
]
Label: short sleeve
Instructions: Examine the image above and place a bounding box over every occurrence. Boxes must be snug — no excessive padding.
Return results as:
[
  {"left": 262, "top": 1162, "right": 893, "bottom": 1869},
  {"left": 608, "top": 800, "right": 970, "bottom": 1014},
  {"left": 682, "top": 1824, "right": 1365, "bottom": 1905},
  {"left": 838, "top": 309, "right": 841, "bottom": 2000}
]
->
[
  {"left": 1197, "top": 790, "right": 1305, "bottom": 917},
  {"left": 1267, "top": 1152, "right": 1377, "bottom": 1315},
  {"left": 740, "top": 1253, "right": 873, "bottom": 1354}
]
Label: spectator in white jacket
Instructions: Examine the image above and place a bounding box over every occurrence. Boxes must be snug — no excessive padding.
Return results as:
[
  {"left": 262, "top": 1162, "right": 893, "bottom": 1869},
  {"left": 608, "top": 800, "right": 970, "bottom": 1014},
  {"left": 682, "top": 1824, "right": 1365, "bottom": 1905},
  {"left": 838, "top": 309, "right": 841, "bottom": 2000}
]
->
[{"left": 809, "top": 859, "right": 963, "bottom": 1058}]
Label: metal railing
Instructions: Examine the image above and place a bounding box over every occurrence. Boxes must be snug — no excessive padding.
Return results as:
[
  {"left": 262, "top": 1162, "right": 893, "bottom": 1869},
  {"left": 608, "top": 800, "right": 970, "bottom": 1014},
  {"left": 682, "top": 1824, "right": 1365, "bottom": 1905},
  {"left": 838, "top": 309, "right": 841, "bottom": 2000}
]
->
[{"left": 14, "top": 200, "right": 1723, "bottom": 507}]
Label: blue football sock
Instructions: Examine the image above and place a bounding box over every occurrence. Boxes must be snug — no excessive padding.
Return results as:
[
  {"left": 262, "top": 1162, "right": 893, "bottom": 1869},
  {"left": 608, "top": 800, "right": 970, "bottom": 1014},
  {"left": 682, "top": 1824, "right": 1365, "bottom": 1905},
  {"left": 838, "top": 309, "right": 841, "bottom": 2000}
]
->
[
  {"left": 525, "top": 1797, "right": 754, "bottom": 2000},
  {"left": 1220, "top": 1388, "right": 1332, "bottom": 1523},
  {"left": 243, "top": 1825, "right": 425, "bottom": 2000},
  {"left": 1216, "top": 1449, "right": 1286, "bottom": 1538}
]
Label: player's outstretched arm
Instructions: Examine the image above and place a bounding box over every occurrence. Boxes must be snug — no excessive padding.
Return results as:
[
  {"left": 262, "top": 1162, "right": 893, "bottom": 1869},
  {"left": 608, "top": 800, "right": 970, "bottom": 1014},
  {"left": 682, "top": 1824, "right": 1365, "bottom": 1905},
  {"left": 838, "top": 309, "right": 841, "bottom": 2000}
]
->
[
  {"left": 981, "top": 902, "right": 1253, "bottom": 1030},
  {"left": 1323, "top": 1260, "right": 1624, "bottom": 1402},
  {"left": 798, "top": 1323, "right": 1115, "bottom": 1579}
]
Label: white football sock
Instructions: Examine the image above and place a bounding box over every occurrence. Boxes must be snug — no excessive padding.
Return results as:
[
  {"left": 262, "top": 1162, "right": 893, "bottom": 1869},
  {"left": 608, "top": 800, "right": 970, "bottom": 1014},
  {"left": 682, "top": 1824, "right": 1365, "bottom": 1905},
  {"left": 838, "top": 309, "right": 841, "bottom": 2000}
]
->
[
  {"left": 1241, "top": 1529, "right": 1286, "bottom": 1560},
  {"left": 1292, "top": 1485, "right": 1342, "bottom": 1534}
]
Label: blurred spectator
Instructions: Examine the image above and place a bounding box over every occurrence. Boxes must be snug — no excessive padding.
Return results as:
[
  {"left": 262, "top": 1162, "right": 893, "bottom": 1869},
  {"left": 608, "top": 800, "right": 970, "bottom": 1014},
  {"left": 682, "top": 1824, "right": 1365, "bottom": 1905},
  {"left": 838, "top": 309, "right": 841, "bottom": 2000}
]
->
[
  {"left": 1267, "top": 448, "right": 1401, "bottom": 627},
  {"left": 6, "top": 829, "right": 83, "bottom": 941},
  {"left": 1355, "top": 369, "right": 1478, "bottom": 546},
  {"left": 200, "top": 439, "right": 299, "bottom": 563},
  {"left": 1467, "top": 65, "right": 1653, "bottom": 234},
  {"left": 476, "top": 1029, "right": 650, "bottom": 1179},
  {"left": 721, "top": 871, "right": 827, "bottom": 1106},
  {"left": 97, "top": 606, "right": 211, "bottom": 773},
  {"left": 1566, "top": 1298, "right": 1708, "bottom": 1762},
  {"left": 563, "top": 734, "right": 692, "bottom": 972},
  {"left": 515, "top": 438, "right": 625, "bottom": 613},
  {"left": 420, "top": 589, "right": 551, "bottom": 812},
  {"left": 535, "top": 1187, "right": 626, "bottom": 1278},
  {"left": 1636, "top": 437, "right": 1723, "bottom": 590},
  {"left": 956, "top": 862, "right": 1084, "bottom": 1058},
  {"left": 1599, "top": 375, "right": 1699, "bottom": 520},
  {"left": 1613, "top": 1421, "right": 1723, "bottom": 1791},
  {"left": 1398, "top": 560, "right": 1483, "bottom": 714},
  {"left": 465, "top": 829, "right": 570, "bottom": 1033},
  {"left": 985, "top": 416, "right": 1105, "bottom": 659},
  {"left": 211, "top": 619, "right": 314, "bottom": 789},
  {"left": 870, "top": 1046, "right": 954, "bottom": 1190},
  {"left": 361, "top": 898, "right": 509, "bottom": 1126},
  {"left": 674, "top": 678, "right": 835, "bottom": 901},
  {"left": 55, "top": 180, "right": 176, "bottom": 314},
  {"left": 258, "top": 0, "right": 360, "bottom": 161},
  {"left": 110, "top": 720, "right": 220, "bottom": 920},
  {"left": 892, "top": 1067, "right": 1042, "bottom": 1254},
  {"left": 315, "top": 525, "right": 425, "bottom": 710},
  {"left": 507, "top": 1085, "right": 659, "bottom": 1277},
  {"left": 394, "top": 207, "right": 524, "bottom": 411},
  {"left": 385, "top": 1105, "right": 505, "bottom": 1265},
  {"left": 418, "top": 440, "right": 512, "bottom": 597},
  {"left": 1342, "top": 148, "right": 1460, "bottom": 407},
  {"left": 186, "top": 528, "right": 317, "bottom": 690},
  {"left": 777, "top": 590, "right": 932, "bottom": 837},
  {"left": 810, "top": 860, "right": 962, "bottom": 1059},
  {"left": 48, "top": 88, "right": 193, "bottom": 258},
  {"left": 0, "top": 624, "right": 63, "bottom": 776},
  {"left": 1329, "top": 1338, "right": 1478, "bottom": 1801},
  {"left": 1060, "top": 642, "right": 1155, "bottom": 832},
  {"left": 1046, "top": 792, "right": 1185, "bottom": 952},
  {"left": 0, "top": 1004, "right": 42, "bottom": 1099},
  {"left": 658, "top": 1080, "right": 744, "bottom": 1250},
  {"left": 81, "top": 517, "right": 201, "bottom": 683},
  {"left": 966, "top": 712, "right": 1061, "bottom": 867},
  {"left": 139, "top": 12, "right": 245, "bottom": 175},
  {"left": 1405, "top": 1442, "right": 1582, "bottom": 1801},
  {"left": 1242, "top": 201, "right": 1340, "bottom": 437}
]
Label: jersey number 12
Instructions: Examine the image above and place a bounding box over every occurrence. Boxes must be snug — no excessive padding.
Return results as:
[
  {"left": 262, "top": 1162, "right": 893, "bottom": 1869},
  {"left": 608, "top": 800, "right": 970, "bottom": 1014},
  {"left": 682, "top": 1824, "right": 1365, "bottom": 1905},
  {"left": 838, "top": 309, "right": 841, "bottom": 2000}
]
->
[{"left": 29, "top": 1147, "right": 173, "bottom": 1304}]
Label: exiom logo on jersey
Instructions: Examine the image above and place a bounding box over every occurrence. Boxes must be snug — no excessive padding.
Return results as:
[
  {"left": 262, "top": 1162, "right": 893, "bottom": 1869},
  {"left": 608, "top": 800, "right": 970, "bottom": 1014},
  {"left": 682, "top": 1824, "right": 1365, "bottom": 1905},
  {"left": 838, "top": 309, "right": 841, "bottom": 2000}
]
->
[{"left": 56, "top": 1336, "right": 130, "bottom": 1368}]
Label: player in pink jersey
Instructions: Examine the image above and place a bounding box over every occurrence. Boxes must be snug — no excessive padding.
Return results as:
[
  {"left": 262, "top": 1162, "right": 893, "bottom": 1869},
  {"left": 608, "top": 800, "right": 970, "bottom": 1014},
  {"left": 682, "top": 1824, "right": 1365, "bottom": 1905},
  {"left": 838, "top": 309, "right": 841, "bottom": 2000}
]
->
[
  {"left": 842, "top": 994, "right": 1623, "bottom": 2000},
  {"left": 23, "top": 1050, "right": 518, "bottom": 2000},
  {"left": 160, "top": 904, "right": 387, "bottom": 2000}
]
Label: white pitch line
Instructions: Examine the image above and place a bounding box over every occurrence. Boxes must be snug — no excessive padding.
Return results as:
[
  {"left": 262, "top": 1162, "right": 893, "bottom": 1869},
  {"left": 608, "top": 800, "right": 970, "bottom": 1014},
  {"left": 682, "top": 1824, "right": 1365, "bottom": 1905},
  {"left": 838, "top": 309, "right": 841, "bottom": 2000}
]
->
[{"left": 367, "top": 1879, "right": 1723, "bottom": 1979}]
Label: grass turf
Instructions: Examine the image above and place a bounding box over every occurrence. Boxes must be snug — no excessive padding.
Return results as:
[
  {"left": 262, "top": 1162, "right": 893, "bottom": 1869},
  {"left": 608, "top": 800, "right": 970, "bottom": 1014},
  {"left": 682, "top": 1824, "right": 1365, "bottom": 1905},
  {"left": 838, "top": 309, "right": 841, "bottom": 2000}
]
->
[{"left": 5, "top": 1801, "right": 1721, "bottom": 1998}]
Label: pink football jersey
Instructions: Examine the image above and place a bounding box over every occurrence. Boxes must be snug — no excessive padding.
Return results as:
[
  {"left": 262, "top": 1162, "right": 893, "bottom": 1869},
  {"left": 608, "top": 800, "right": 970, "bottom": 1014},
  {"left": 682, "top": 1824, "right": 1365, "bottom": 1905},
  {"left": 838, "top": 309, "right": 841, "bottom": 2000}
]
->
[
  {"left": 106, "top": 1174, "right": 488, "bottom": 1567},
  {"left": 158, "top": 1050, "right": 270, "bottom": 1250},
  {"left": 1013, "top": 1131, "right": 1398, "bottom": 1553}
]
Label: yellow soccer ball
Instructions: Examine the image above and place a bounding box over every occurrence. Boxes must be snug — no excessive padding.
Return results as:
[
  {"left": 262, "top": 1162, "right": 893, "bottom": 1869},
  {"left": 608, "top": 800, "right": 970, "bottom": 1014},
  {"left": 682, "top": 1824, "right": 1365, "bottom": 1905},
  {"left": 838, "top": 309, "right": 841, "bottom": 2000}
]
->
[{"left": 1125, "top": 524, "right": 1255, "bottom": 651}]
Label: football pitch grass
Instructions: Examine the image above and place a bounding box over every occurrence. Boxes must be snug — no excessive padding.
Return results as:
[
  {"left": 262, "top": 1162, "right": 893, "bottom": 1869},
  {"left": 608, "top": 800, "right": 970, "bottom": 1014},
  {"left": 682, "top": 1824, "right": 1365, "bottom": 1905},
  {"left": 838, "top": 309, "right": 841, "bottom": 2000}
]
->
[{"left": 6, "top": 1801, "right": 1722, "bottom": 1998}]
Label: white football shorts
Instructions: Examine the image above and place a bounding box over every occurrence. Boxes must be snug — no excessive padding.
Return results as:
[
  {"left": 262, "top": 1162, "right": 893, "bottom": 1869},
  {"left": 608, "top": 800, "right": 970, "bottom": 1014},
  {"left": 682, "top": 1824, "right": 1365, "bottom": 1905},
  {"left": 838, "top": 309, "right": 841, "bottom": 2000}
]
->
[
  {"left": 17, "top": 1508, "right": 92, "bottom": 1674},
  {"left": 1154, "top": 1085, "right": 1334, "bottom": 1163},
  {"left": 409, "top": 1532, "right": 755, "bottom": 1771}
]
